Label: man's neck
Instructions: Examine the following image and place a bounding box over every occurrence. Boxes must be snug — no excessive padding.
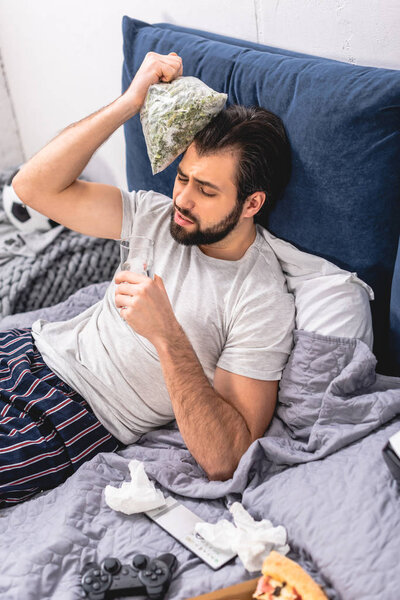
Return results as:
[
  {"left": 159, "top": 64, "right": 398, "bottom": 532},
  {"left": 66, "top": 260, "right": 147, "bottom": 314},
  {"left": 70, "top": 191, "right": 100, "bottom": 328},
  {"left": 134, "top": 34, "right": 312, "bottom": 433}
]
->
[{"left": 198, "top": 221, "right": 257, "bottom": 261}]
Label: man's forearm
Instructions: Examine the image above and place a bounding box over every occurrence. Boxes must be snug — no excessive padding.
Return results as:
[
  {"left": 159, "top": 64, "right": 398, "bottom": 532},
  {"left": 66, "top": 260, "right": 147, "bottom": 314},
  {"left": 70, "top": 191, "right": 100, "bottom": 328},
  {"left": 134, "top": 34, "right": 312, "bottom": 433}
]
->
[
  {"left": 154, "top": 324, "right": 252, "bottom": 481},
  {"left": 14, "top": 94, "right": 138, "bottom": 196}
]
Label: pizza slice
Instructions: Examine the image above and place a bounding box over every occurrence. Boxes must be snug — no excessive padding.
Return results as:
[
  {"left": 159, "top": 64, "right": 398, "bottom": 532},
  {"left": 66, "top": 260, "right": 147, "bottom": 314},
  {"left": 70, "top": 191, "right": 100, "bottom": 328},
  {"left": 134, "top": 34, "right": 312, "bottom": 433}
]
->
[{"left": 252, "top": 551, "right": 328, "bottom": 600}]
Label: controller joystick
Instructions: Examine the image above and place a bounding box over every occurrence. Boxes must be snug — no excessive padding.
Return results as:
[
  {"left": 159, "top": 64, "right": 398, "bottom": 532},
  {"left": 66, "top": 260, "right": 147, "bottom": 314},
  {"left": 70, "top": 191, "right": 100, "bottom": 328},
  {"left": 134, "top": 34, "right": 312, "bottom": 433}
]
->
[
  {"left": 132, "top": 553, "right": 149, "bottom": 570},
  {"left": 101, "top": 557, "right": 121, "bottom": 574},
  {"left": 80, "top": 552, "right": 177, "bottom": 600}
]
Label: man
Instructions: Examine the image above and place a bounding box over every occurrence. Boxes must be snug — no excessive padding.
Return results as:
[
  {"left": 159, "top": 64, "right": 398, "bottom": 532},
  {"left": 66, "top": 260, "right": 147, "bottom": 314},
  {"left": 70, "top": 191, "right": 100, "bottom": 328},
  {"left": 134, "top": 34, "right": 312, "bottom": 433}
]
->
[{"left": 1, "top": 52, "right": 295, "bottom": 507}]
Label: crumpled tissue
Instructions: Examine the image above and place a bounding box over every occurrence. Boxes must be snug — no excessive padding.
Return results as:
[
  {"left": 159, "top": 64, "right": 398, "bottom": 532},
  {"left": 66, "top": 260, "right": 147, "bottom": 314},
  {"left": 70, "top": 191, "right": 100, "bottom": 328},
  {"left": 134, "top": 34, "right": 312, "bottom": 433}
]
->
[
  {"left": 195, "top": 502, "right": 290, "bottom": 572},
  {"left": 104, "top": 459, "right": 166, "bottom": 515}
]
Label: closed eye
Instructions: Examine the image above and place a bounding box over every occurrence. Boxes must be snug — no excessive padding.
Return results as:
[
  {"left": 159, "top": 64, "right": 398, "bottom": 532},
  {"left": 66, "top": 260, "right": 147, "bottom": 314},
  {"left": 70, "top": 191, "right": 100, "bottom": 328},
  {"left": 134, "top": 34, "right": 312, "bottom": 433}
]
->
[
  {"left": 176, "top": 176, "right": 216, "bottom": 197},
  {"left": 199, "top": 188, "right": 216, "bottom": 197}
]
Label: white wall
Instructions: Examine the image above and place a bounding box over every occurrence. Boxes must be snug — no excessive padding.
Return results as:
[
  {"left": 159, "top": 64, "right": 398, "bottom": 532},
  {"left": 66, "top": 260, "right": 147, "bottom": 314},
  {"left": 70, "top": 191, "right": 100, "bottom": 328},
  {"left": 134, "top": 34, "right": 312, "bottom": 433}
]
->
[
  {"left": 0, "top": 0, "right": 399, "bottom": 188},
  {"left": 0, "top": 51, "right": 24, "bottom": 171}
]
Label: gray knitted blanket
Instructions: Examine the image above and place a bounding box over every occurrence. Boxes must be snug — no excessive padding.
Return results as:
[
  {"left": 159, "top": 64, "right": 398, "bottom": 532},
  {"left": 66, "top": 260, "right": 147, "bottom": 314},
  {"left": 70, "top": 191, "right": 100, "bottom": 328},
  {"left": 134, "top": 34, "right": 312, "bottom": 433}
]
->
[{"left": 0, "top": 166, "right": 120, "bottom": 317}]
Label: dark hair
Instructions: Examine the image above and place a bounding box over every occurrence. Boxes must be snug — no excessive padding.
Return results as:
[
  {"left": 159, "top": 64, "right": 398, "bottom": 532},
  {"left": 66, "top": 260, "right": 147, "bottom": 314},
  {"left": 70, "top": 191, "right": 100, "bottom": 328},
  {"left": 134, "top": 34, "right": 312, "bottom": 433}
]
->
[{"left": 192, "top": 104, "right": 291, "bottom": 224}]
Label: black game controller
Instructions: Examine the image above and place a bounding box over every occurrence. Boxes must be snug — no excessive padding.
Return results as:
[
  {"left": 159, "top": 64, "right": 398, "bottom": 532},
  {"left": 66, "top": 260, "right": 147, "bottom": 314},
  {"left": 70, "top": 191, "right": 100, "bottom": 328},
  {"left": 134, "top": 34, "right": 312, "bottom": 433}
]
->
[{"left": 80, "top": 553, "right": 177, "bottom": 599}]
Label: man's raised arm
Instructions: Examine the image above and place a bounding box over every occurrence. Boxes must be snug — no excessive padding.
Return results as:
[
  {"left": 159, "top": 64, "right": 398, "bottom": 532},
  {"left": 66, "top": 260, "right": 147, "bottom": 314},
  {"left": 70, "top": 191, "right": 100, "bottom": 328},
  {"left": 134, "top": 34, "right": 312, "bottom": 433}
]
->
[{"left": 12, "top": 52, "right": 182, "bottom": 239}]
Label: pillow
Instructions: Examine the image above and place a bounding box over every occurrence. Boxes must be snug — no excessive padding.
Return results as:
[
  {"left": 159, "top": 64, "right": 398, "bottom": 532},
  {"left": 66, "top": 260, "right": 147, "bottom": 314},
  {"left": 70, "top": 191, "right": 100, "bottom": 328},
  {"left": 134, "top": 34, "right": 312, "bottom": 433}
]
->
[
  {"left": 259, "top": 227, "right": 374, "bottom": 348},
  {"left": 389, "top": 242, "right": 400, "bottom": 375},
  {"left": 121, "top": 16, "right": 400, "bottom": 375}
]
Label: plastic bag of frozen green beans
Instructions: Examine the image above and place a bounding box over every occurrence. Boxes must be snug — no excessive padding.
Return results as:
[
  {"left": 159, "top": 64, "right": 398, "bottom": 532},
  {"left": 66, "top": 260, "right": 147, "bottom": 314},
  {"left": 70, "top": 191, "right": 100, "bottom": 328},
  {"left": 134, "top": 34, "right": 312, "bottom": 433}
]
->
[{"left": 140, "top": 76, "right": 228, "bottom": 175}]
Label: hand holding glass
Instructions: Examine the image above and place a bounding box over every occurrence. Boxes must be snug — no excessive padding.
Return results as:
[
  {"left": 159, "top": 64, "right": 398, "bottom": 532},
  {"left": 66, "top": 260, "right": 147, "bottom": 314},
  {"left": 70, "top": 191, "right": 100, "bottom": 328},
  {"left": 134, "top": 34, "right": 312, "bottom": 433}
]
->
[{"left": 119, "top": 236, "right": 154, "bottom": 278}]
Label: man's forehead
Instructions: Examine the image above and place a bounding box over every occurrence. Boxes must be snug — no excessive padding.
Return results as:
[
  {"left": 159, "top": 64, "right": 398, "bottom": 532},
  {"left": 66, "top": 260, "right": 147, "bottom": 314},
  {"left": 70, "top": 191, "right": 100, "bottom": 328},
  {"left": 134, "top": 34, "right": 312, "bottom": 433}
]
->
[
  {"left": 183, "top": 142, "right": 238, "bottom": 162},
  {"left": 180, "top": 144, "right": 238, "bottom": 188}
]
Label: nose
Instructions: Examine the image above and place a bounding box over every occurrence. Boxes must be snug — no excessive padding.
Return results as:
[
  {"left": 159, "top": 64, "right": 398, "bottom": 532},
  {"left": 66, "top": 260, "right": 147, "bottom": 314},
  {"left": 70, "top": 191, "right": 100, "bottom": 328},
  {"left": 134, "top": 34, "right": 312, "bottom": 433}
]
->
[{"left": 175, "top": 181, "right": 195, "bottom": 212}]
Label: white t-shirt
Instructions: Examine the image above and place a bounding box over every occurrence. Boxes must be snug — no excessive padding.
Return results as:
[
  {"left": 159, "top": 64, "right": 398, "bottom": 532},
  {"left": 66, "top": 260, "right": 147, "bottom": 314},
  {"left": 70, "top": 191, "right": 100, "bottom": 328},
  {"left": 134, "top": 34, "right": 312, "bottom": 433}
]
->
[{"left": 32, "top": 190, "right": 295, "bottom": 444}]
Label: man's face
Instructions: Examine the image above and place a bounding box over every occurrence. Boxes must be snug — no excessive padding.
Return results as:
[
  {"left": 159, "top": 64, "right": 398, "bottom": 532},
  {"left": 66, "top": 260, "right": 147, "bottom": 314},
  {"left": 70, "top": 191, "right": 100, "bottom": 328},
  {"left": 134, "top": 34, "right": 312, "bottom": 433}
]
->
[{"left": 170, "top": 143, "right": 244, "bottom": 246}]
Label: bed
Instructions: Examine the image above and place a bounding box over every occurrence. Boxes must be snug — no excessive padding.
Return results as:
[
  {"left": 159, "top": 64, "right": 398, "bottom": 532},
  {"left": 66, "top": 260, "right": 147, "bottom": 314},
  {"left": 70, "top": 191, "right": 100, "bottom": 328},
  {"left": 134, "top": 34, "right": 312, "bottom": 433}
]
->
[{"left": 0, "top": 15, "right": 400, "bottom": 600}]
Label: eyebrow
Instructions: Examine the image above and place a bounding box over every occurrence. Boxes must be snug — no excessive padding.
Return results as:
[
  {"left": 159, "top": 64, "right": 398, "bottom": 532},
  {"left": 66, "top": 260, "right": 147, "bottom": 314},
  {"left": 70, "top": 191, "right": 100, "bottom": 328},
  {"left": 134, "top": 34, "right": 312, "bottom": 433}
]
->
[{"left": 177, "top": 165, "right": 222, "bottom": 192}]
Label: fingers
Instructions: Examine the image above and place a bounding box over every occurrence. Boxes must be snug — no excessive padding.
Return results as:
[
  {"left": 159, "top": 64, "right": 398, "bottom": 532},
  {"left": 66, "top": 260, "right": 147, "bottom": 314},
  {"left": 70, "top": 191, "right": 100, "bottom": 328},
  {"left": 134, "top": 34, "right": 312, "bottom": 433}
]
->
[
  {"left": 159, "top": 53, "right": 183, "bottom": 82},
  {"left": 115, "top": 271, "right": 148, "bottom": 285},
  {"left": 115, "top": 279, "right": 150, "bottom": 307},
  {"left": 165, "top": 51, "right": 182, "bottom": 64},
  {"left": 144, "top": 51, "right": 182, "bottom": 83},
  {"left": 153, "top": 274, "right": 166, "bottom": 290},
  {"left": 115, "top": 275, "right": 166, "bottom": 306},
  {"left": 115, "top": 282, "right": 137, "bottom": 296},
  {"left": 114, "top": 280, "right": 140, "bottom": 312},
  {"left": 159, "top": 63, "right": 178, "bottom": 83},
  {"left": 115, "top": 294, "right": 135, "bottom": 309},
  {"left": 168, "top": 52, "right": 183, "bottom": 74}
]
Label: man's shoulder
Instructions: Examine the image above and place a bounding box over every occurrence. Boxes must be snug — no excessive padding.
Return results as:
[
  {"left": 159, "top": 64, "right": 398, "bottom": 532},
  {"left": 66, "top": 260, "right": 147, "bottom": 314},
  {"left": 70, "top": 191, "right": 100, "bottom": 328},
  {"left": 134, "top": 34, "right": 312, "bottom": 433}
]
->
[
  {"left": 250, "top": 229, "right": 290, "bottom": 293},
  {"left": 121, "top": 188, "right": 172, "bottom": 213},
  {"left": 120, "top": 188, "right": 173, "bottom": 241}
]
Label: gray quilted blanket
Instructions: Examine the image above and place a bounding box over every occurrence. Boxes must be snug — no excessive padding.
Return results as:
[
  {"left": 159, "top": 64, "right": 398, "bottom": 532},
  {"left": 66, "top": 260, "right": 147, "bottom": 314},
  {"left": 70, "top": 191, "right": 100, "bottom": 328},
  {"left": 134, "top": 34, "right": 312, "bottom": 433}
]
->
[
  {"left": 0, "top": 283, "right": 400, "bottom": 600},
  {"left": 0, "top": 167, "right": 120, "bottom": 317}
]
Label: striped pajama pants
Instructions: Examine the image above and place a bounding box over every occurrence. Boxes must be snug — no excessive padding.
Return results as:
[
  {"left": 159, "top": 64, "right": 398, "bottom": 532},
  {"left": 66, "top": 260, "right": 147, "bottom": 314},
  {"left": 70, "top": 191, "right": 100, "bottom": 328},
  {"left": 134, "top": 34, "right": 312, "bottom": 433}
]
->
[{"left": 0, "top": 328, "right": 121, "bottom": 508}]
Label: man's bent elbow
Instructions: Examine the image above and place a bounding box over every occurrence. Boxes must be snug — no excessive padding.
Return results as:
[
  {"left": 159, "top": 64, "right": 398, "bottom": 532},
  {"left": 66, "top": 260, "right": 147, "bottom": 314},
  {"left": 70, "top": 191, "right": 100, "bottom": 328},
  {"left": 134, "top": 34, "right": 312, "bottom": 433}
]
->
[
  {"left": 205, "top": 460, "right": 237, "bottom": 482},
  {"left": 12, "top": 173, "right": 37, "bottom": 209},
  {"left": 207, "top": 469, "right": 233, "bottom": 482},
  {"left": 207, "top": 470, "right": 233, "bottom": 482},
  {"left": 201, "top": 433, "right": 252, "bottom": 481},
  {"left": 11, "top": 176, "right": 26, "bottom": 202}
]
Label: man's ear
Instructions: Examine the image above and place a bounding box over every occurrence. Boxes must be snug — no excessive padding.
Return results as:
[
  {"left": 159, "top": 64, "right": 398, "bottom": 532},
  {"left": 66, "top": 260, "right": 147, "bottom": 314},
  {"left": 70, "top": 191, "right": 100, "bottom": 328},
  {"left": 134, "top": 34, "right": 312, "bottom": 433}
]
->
[{"left": 243, "top": 192, "right": 266, "bottom": 218}]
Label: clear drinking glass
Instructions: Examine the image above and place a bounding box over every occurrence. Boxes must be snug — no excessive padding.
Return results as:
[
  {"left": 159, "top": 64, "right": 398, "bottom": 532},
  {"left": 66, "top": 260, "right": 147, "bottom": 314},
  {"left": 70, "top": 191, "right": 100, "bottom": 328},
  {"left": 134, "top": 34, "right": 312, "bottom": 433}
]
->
[{"left": 119, "top": 236, "right": 154, "bottom": 278}]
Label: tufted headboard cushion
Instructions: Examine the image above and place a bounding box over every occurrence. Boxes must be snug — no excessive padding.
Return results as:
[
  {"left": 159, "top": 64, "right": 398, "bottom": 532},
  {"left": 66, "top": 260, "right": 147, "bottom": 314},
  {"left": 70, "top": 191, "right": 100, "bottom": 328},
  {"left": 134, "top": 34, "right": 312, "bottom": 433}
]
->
[{"left": 121, "top": 16, "right": 400, "bottom": 376}]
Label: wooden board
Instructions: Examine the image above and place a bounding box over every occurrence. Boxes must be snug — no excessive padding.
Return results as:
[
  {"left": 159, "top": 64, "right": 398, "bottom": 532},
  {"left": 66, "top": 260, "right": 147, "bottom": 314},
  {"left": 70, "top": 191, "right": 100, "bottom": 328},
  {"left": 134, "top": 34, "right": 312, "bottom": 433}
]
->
[{"left": 186, "top": 577, "right": 259, "bottom": 600}]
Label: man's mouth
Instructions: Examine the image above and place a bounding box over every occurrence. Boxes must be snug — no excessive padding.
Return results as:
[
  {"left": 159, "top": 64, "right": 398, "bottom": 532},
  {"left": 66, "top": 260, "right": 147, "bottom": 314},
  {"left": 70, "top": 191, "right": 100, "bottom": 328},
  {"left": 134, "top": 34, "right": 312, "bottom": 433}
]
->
[{"left": 174, "top": 209, "right": 194, "bottom": 226}]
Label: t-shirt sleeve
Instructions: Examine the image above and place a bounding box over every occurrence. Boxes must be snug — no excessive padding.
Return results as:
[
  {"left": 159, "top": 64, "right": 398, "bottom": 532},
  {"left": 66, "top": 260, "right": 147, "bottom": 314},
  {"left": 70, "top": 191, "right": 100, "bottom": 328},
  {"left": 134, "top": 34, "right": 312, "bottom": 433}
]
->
[
  {"left": 119, "top": 188, "right": 149, "bottom": 239},
  {"left": 217, "top": 289, "right": 295, "bottom": 381},
  {"left": 119, "top": 188, "right": 173, "bottom": 240}
]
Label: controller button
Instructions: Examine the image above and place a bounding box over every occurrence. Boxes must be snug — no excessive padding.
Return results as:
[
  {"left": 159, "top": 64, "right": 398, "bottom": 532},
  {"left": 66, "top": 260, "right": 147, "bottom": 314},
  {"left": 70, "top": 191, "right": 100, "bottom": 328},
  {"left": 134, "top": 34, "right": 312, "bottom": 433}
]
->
[
  {"left": 151, "top": 585, "right": 164, "bottom": 595},
  {"left": 132, "top": 554, "right": 148, "bottom": 569},
  {"left": 82, "top": 562, "right": 100, "bottom": 575},
  {"left": 155, "top": 568, "right": 163, "bottom": 575},
  {"left": 145, "top": 570, "right": 152, "bottom": 576},
  {"left": 122, "top": 567, "right": 129, "bottom": 575},
  {"left": 101, "top": 575, "right": 108, "bottom": 582},
  {"left": 93, "top": 582, "right": 100, "bottom": 590},
  {"left": 102, "top": 558, "right": 121, "bottom": 574},
  {"left": 151, "top": 574, "right": 158, "bottom": 580},
  {"left": 84, "top": 576, "right": 93, "bottom": 584},
  {"left": 93, "top": 570, "right": 100, "bottom": 577}
]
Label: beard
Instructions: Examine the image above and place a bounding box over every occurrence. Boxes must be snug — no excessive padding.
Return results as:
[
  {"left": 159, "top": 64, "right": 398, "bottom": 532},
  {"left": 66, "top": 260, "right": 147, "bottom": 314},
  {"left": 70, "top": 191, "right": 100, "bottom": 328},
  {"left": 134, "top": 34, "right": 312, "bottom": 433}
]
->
[{"left": 169, "top": 201, "right": 243, "bottom": 246}]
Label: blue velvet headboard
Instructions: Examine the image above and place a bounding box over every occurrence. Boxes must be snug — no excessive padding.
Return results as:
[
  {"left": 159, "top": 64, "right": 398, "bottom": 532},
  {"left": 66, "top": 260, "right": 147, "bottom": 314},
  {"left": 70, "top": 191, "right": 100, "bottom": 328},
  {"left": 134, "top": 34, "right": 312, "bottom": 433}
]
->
[{"left": 121, "top": 16, "right": 400, "bottom": 376}]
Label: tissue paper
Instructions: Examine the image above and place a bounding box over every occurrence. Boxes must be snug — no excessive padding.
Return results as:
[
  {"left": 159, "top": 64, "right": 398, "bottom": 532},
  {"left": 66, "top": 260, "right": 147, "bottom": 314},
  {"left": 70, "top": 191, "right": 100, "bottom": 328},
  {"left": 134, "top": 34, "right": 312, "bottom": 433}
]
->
[
  {"left": 104, "top": 459, "right": 166, "bottom": 515},
  {"left": 195, "top": 502, "right": 290, "bottom": 572}
]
